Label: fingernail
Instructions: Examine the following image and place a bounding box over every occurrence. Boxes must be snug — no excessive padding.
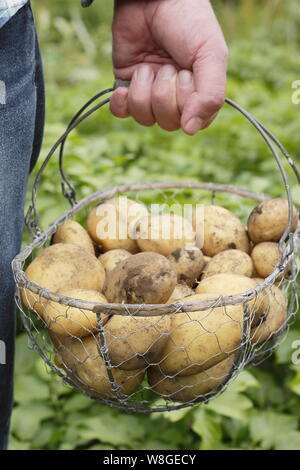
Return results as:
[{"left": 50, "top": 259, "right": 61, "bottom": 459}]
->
[
  {"left": 136, "top": 65, "right": 153, "bottom": 83},
  {"left": 184, "top": 117, "right": 204, "bottom": 135},
  {"left": 159, "top": 64, "right": 176, "bottom": 80},
  {"left": 178, "top": 70, "right": 193, "bottom": 87}
]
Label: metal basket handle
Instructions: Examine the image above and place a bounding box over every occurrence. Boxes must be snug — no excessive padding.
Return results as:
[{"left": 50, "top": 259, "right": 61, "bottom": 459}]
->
[{"left": 25, "top": 80, "right": 300, "bottom": 241}]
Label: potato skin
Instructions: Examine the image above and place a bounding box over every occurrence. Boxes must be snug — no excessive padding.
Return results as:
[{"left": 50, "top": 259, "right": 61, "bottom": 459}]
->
[
  {"left": 104, "top": 252, "right": 177, "bottom": 304},
  {"left": 247, "top": 198, "right": 298, "bottom": 243},
  {"left": 22, "top": 243, "right": 106, "bottom": 315},
  {"left": 196, "top": 273, "right": 263, "bottom": 325},
  {"left": 203, "top": 256, "right": 212, "bottom": 266},
  {"left": 54, "top": 334, "right": 145, "bottom": 399},
  {"left": 167, "top": 284, "right": 194, "bottom": 303},
  {"left": 148, "top": 355, "right": 235, "bottom": 403},
  {"left": 251, "top": 285, "right": 288, "bottom": 345},
  {"left": 43, "top": 289, "right": 108, "bottom": 337},
  {"left": 251, "top": 242, "right": 290, "bottom": 279},
  {"left": 193, "top": 205, "right": 250, "bottom": 257},
  {"left": 136, "top": 214, "right": 196, "bottom": 256},
  {"left": 99, "top": 249, "right": 131, "bottom": 273},
  {"left": 196, "top": 273, "right": 257, "bottom": 296},
  {"left": 103, "top": 313, "right": 171, "bottom": 370},
  {"left": 158, "top": 294, "right": 244, "bottom": 376},
  {"left": 203, "top": 249, "right": 254, "bottom": 279},
  {"left": 53, "top": 220, "right": 95, "bottom": 256},
  {"left": 167, "top": 247, "right": 205, "bottom": 287},
  {"left": 87, "top": 197, "right": 148, "bottom": 253}
]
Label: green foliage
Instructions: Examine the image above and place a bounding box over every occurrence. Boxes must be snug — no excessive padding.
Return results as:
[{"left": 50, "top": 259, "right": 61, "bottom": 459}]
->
[
  {"left": 249, "top": 412, "right": 298, "bottom": 449},
  {"left": 10, "top": 0, "right": 300, "bottom": 450},
  {"left": 11, "top": 332, "right": 300, "bottom": 450}
]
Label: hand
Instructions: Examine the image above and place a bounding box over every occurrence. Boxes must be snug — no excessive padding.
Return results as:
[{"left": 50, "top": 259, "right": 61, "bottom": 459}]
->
[{"left": 110, "top": 0, "right": 228, "bottom": 135}]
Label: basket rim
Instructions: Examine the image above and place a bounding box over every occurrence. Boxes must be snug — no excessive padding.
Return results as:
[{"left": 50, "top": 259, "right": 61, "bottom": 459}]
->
[{"left": 13, "top": 181, "right": 299, "bottom": 316}]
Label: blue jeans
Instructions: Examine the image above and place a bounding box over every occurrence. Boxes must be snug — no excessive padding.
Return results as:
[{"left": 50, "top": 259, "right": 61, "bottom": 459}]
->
[{"left": 0, "top": 3, "right": 44, "bottom": 449}]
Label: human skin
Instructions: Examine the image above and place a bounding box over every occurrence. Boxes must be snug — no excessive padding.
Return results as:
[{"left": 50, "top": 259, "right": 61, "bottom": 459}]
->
[{"left": 110, "top": 0, "right": 228, "bottom": 135}]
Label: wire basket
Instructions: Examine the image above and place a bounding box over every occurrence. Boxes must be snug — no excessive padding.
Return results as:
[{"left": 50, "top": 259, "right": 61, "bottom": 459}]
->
[{"left": 12, "top": 82, "right": 300, "bottom": 413}]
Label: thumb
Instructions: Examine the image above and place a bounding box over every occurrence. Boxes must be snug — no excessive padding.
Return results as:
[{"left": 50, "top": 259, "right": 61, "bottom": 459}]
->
[{"left": 181, "top": 46, "right": 228, "bottom": 135}]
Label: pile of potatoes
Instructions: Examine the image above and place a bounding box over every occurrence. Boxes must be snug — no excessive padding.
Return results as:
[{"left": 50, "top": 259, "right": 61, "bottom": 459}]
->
[{"left": 22, "top": 196, "right": 298, "bottom": 404}]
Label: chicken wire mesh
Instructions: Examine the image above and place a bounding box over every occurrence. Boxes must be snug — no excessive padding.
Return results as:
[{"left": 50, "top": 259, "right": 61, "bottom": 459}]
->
[{"left": 12, "top": 84, "right": 300, "bottom": 413}]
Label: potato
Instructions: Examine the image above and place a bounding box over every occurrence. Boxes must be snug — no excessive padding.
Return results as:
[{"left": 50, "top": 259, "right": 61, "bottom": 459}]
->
[
  {"left": 52, "top": 220, "right": 95, "bottom": 256},
  {"left": 167, "top": 284, "right": 194, "bottom": 303},
  {"left": 200, "top": 256, "right": 212, "bottom": 278},
  {"left": 251, "top": 285, "right": 288, "bottom": 345},
  {"left": 22, "top": 244, "right": 106, "bottom": 316},
  {"left": 196, "top": 273, "right": 263, "bottom": 325},
  {"left": 251, "top": 242, "right": 290, "bottom": 280},
  {"left": 103, "top": 313, "right": 171, "bottom": 370},
  {"left": 99, "top": 249, "right": 131, "bottom": 273},
  {"left": 43, "top": 289, "right": 108, "bottom": 337},
  {"left": 148, "top": 355, "right": 235, "bottom": 403},
  {"left": 87, "top": 197, "right": 148, "bottom": 253},
  {"left": 247, "top": 198, "right": 298, "bottom": 243},
  {"left": 136, "top": 214, "right": 196, "bottom": 256},
  {"left": 54, "top": 334, "right": 145, "bottom": 399},
  {"left": 167, "top": 247, "right": 205, "bottom": 287},
  {"left": 193, "top": 205, "right": 250, "bottom": 257},
  {"left": 251, "top": 266, "right": 260, "bottom": 279},
  {"left": 196, "top": 273, "right": 256, "bottom": 296},
  {"left": 203, "top": 256, "right": 212, "bottom": 266},
  {"left": 104, "top": 252, "right": 177, "bottom": 304},
  {"left": 158, "top": 294, "right": 244, "bottom": 376},
  {"left": 202, "top": 249, "right": 254, "bottom": 279}
]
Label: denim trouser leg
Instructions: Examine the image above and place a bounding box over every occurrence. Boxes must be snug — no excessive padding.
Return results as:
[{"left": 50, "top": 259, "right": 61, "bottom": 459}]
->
[{"left": 0, "top": 4, "right": 44, "bottom": 450}]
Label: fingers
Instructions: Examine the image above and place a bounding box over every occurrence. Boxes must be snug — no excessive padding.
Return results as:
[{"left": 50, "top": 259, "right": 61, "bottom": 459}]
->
[
  {"left": 151, "top": 65, "right": 180, "bottom": 131},
  {"left": 181, "top": 45, "right": 228, "bottom": 135},
  {"left": 127, "top": 65, "right": 156, "bottom": 126},
  {"left": 110, "top": 86, "right": 130, "bottom": 119},
  {"left": 112, "top": 64, "right": 182, "bottom": 131},
  {"left": 127, "top": 63, "right": 181, "bottom": 131},
  {"left": 111, "top": 44, "right": 227, "bottom": 135},
  {"left": 176, "top": 70, "right": 195, "bottom": 114},
  {"left": 111, "top": 64, "right": 157, "bottom": 126}
]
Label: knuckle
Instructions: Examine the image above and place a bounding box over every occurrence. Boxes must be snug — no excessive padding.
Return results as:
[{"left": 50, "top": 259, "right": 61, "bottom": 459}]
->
[
  {"left": 128, "top": 92, "right": 155, "bottom": 125},
  {"left": 203, "top": 42, "right": 228, "bottom": 68},
  {"left": 152, "top": 86, "right": 169, "bottom": 105},
  {"left": 210, "top": 40, "right": 229, "bottom": 64},
  {"left": 128, "top": 94, "right": 147, "bottom": 112},
  {"left": 202, "top": 93, "right": 225, "bottom": 114}
]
